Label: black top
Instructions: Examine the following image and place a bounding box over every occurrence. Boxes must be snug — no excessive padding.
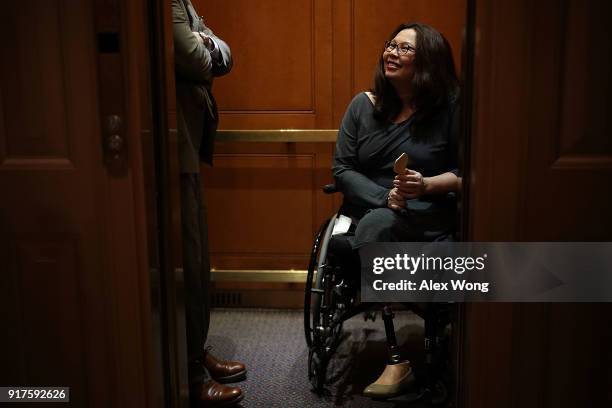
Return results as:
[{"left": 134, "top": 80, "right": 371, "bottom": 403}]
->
[{"left": 333, "top": 92, "right": 459, "bottom": 218}]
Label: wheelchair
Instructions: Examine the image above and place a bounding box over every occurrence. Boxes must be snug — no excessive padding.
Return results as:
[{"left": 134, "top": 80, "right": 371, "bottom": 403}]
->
[{"left": 304, "top": 184, "right": 454, "bottom": 404}]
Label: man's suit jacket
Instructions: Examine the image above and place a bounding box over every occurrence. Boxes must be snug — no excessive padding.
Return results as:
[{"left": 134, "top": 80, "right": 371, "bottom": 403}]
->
[{"left": 172, "top": 0, "right": 232, "bottom": 173}]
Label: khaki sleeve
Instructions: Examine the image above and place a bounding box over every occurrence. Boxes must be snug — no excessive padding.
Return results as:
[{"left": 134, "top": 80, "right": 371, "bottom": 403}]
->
[{"left": 172, "top": 0, "right": 213, "bottom": 83}]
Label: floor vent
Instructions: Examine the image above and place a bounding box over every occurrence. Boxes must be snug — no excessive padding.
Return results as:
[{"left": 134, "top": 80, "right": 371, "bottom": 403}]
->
[{"left": 211, "top": 291, "right": 242, "bottom": 307}]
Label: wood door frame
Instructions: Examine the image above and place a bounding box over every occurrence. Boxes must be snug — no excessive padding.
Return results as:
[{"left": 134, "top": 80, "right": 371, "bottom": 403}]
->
[
  {"left": 144, "top": 0, "right": 190, "bottom": 406},
  {"left": 453, "top": 0, "right": 477, "bottom": 405},
  {"left": 459, "top": 0, "right": 612, "bottom": 405},
  {"left": 458, "top": 0, "right": 526, "bottom": 406},
  {"left": 0, "top": 0, "right": 170, "bottom": 405},
  {"left": 97, "top": 0, "right": 171, "bottom": 405}
]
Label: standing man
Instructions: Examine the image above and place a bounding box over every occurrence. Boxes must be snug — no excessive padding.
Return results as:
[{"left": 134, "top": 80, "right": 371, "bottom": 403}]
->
[{"left": 172, "top": 1, "right": 246, "bottom": 406}]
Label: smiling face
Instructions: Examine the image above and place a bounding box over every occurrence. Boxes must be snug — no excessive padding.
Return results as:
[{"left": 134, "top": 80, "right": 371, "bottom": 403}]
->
[{"left": 383, "top": 28, "right": 417, "bottom": 83}]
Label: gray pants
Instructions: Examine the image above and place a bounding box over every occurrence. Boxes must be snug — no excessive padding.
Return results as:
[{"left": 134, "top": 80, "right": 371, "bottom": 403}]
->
[
  {"left": 328, "top": 207, "right": 455, "bottom": 276},
  {"left": 180, "top": 173, "right": 211, "bottom": 385},
  {"left": 350, "top": 207, "right": 455, "bottom": 249}
]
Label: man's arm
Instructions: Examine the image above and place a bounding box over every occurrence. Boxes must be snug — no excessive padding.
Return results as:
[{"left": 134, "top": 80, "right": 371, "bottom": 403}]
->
[
  {"left": 198, "top": 25, "right": 232, "bottom": 77},
  {"left": 208, "top": 35, "right": 232, "bottom": 76},
  {"left": 172, "top": 0, "right": 213, "bottom": 83}
]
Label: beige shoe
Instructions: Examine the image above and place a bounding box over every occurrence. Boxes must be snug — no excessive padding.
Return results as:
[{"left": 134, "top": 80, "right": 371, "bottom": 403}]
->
[{"left": 363, "top": 365, "right": 415, "bottom": 399}]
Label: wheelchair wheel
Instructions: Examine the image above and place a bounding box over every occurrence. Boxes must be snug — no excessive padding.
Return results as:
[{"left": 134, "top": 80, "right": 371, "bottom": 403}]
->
[
  {"left": 311, "top": 263, "right": 346, "bottom": 355},
  {"left": 305, "top": 214, "right": 348, "bottom": 348},
  {"left": 308, "top": 348, "right": 327, "bottom": 392},
  {"left": 307, "top": 264, "right": 346, "bottom": 394},
  {"left": 304, "top": 217, "right": 332, "bottom": 348},
  {"left": 304, "top": 215, "right": 350, "bottom": 393}
]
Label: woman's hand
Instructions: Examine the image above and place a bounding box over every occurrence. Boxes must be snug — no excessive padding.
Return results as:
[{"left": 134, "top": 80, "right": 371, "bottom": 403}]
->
[
  {"left": 387, "top": 187, "right": 407, "bottom": 211},
  {"left": 393, "top": 169, "right": 427, "bottom": 199}
]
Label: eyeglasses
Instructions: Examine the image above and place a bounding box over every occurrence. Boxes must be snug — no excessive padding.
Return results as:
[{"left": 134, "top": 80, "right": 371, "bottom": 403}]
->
[{"left": 384, "top": 41, "right": 416, "bottom": 56}]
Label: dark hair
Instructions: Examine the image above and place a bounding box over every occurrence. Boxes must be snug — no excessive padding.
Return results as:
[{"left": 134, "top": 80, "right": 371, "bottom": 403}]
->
[{"left": 372, "top": 22, "right": 459, "bottom": 123}]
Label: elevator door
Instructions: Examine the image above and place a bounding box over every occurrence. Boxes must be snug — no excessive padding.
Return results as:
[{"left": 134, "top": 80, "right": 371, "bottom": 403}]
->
[{"left": 0, "top": 0, "right": 158, "bottom": 406}]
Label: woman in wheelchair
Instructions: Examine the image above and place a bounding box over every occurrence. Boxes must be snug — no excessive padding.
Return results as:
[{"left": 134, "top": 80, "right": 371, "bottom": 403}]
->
[{"left": 330, "top": 22, "right": 460, "bottom": 398}]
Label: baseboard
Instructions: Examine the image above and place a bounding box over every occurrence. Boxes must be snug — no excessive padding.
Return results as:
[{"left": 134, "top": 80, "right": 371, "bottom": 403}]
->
[{"left": 210, "top": 269, "right": 309, "bottom": 309}]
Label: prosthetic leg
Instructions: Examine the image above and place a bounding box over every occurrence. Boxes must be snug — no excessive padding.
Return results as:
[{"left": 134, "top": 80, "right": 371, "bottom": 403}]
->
[{"left": 363, "top": 305, "right": 415, "bottom": 399}]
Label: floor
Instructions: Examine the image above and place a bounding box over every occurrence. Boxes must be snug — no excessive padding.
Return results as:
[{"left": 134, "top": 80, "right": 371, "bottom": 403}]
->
[{"left": 207, "top": 308, "right": 446, "bottom": 408}]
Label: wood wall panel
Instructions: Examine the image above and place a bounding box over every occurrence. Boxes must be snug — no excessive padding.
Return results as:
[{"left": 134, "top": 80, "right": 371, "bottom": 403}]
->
[
  {"left": 196, "top": 0, "right": 466, "bottom": 130},
  {"left": 331, "top": 0, "right": 354, "bottom": 126},
  {"left": 520, "top": 0, "right": 612, "bottom": 240},
  {"left": 557, "top": 0, "right": 612, "bottom": 160},
  {"left": 0, "top": 2, "right": 115, "bottom": 403},
  {"left": 195, "top": 0, "right": 333, "bottom": 129},
  {"left": 202, "top": 142, "right": 336, "bottom": 270},
  {"left": 540, "top": 304, "right": 610, "bottom": 408},
  {"left": 0, "top": 0, "right": 72, "bottom": 162},
  {"left": 206, "top": 154, "right": 315, "bottom": 268},
  {"left": 1, "top": 0, "right": 159, "bottom": 405},
  {"left": 465, "top": 0, "right": 612, "bottom": 406},
  {"left": 13, "top": 240, "right": 87, "bottom": 397},
  {"left": 197, "top": 0, "right": 314, "bottom": 111}
]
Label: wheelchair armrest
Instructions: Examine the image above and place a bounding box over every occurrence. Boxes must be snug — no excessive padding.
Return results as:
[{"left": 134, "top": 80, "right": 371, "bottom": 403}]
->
[{"left": 322, "top": 184, "right": 338, "bottom": 194}]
